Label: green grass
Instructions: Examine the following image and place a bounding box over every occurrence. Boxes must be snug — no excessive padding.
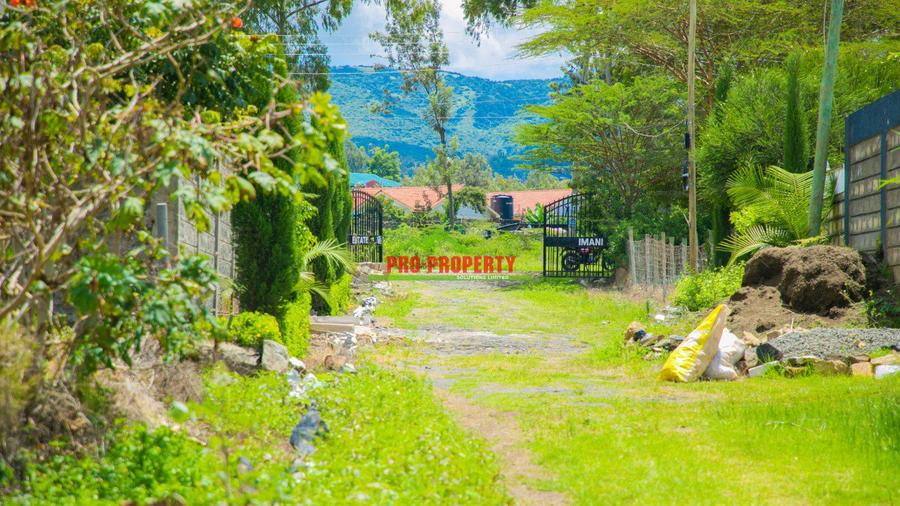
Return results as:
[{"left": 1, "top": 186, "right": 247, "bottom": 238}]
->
[
  {"left": 10, "top": 366, "right": 510, "bottom": 505},
  {"left": 378, "top": 279, "right": 900, "bottom": 505},
  {"left": 384, "top": 224, "right": 544, "bottom": 272},
  {"left": 378, "top": 278, "right": 687, "bottom": 346}
]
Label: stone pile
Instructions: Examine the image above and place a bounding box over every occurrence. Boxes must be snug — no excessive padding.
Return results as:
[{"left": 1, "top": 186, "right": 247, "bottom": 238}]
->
[{"left": 623, "top": 321, "right": 683, "bottom": 360}]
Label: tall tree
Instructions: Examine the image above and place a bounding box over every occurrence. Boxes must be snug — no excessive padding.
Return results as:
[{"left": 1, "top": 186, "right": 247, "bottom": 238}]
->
[
  {"left": 345, "top": 139, "right": 371, "bottom": 173},
  {"left": 783, "top": 52, "right": 809, "bottom": 173},
  {"left": 517, "top": 0, "right": 896, "bottom": 115},
  {"left": 367, "top": 146, "right": 402, "bottom": 181},
  {"left": 372, "top": 0, "right": 461, "bottom": 223},
  {"left": 516, "top": 76, "right": 684, "bottom": 220}
]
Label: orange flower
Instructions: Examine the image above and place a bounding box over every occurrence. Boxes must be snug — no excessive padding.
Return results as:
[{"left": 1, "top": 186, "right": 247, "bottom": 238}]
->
[{"left": 231, "top": 17, "right": 243, "bottom": 29}]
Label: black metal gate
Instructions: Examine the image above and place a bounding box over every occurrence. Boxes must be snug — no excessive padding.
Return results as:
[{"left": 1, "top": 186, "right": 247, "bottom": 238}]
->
[
  {"left": 349, "top": 190, "right": 383, "bottom": 263},
  {"left": 543, "top": 193, "right": 614, "bottom": 278}
]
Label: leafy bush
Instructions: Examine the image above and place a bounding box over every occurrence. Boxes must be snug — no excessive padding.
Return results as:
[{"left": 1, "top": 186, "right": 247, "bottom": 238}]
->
[
  {"left": 280, "top": 293, "right": 311, "bottom": 357},
  {"left": 227, "top": 312, "right": 281, "bottom": 348},
  {"left": 328, "top": 274, "right": 353, "bottom": 316},
  {"left": 673, "top": 263, "right": 745, "bottom": 311}
]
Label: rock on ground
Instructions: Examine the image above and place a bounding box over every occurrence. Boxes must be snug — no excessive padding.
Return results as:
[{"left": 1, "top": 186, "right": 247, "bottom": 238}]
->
[
  {"left": 262, "top": 339, "right": 290, "bottom": 373},
  {"left": 742, "top": 246, "right": 866, "bottom": 314},
  {"left": 767, "top": 328, "right": 900, "bottom": 359},
  {"left": 199, "top": 342, "right": 259, "bottom": 376}
]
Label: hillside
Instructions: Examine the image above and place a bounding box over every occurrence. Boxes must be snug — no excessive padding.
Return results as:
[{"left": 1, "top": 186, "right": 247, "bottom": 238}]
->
[{"left": 327, "top": 66, "right": 560, "bottom": 176}]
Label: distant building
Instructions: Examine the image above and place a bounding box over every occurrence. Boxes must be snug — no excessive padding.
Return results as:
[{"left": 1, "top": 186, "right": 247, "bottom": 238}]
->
[
  {"left": 357, "top": 185, "right": 463, "bottom": 212},
  {"left": 359, "top": 185, "right": 572, "bottom": 221},
  {"left": 350, "top": 172, "right": 401, "bottom": 188},
  {"left": 486, "top": 189, "right": 573, "bottom": 218}
]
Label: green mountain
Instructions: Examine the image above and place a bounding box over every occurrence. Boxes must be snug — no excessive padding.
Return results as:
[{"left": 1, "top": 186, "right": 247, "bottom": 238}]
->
[{"left": 327, "top": 66, "right": 560, "bottom": 177}]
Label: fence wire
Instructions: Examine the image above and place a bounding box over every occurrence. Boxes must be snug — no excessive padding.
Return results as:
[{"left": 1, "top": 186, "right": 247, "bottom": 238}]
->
[{"left": 628, "top": 229, "right": 708, "bottom": 287}]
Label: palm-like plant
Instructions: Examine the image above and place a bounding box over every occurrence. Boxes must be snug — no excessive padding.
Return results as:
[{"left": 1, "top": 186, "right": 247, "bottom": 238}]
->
[
  {"left": 295, "top": 238, "right": 353, "bottom": 307},
  {"left": 524, "top": 203, "right": 544, "bottom": 226},
  {"left": 721, "top": 165, "right": 832, "bottom": 263}
]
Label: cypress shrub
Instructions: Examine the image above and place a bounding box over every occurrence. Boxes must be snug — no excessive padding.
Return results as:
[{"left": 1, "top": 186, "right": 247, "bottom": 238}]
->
[
  {"left": 280, "top": 292, "right": 312, "bottom": 357},
  {"left": 783, "top": 52, "right": 808, "bottom": 173}
]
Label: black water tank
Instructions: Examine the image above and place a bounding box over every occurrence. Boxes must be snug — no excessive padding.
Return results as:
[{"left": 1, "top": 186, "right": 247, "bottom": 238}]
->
[{"left": 491, "top": 194, "right": 514, "bottom": 221}]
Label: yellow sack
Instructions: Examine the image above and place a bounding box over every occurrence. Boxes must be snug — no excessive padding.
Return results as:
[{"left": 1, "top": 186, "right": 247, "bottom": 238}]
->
[{"left": 659, "top": 304, "right": 730, "bottom": 382}]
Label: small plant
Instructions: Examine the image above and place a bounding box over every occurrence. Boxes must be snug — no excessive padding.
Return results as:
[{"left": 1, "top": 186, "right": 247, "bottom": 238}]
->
[
  {"left": 865, "top": 288, "right": 900, "bottom": 328},
  {"left": 673, "top": 263, "right": 745, "bottom": 311},
  {"left": 227, "top": 312, "right": 281, "bottom": 348}
]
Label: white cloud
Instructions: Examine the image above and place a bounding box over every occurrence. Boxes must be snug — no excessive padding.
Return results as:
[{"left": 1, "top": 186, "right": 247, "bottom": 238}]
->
[{"left": 318, "top": 0, "right": 565, "bottom": 80}]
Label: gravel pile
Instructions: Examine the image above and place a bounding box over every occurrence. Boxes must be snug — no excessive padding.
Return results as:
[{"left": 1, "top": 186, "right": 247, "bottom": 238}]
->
[{"left": 768, "top": 328, "right": 900, "bottom": 359}]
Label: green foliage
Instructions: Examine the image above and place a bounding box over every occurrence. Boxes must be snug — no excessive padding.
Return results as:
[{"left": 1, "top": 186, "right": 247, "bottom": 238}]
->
[
  {"left": 67, "top": 247, "right": 219, "bottom": 376},
  {"left": 345, "top": 139, "right": 370, "bottom": 172},
  {"left": 367, "top": 145, "right": 402, "bottom": 181},
  {"left": 232, "top": 192, "right": 303, "bottom": 316},
  {"left": 721, "top": 165, "right": 831, "bottom": 262},
  {"left": 227, "top": 312, "right": 281, "bottom": 348},
  {"left": 517, "top": 0, "right": 897, "bottom": 114},
  {"left": 230, "top": 42, "right": 333, "bottom": 318},
  {"left": 673, "top": 264, "right": 746, "bottom": 311},
  {"left": 452, "top": 186, "right": 487, "bottom": 217},
  {"left": 516, "top": 76, "right": 684, "bottom": 225},
  {"left": 865, "top": 288, "right": 900, "bottom": 329},
  {"left": 13, "top": 425, "right": 204, "bottom": 504},
  {"left": 280, "top": 293, "right": 312, "bottom": 357},
  {"left": 524, "top": 203, "right": 544, "bottom": 225},
  {"left": 783, "top": 52, "right": 808, "bottom": 173},
  {"left": 327, "top": 274, "right": 354, "bottom": 316},
  {"left": 699, "top": 44, "right": 900, "bottom": 209},
  {"left": 12, "top": 367, "right": 509, "bottom": 504}
]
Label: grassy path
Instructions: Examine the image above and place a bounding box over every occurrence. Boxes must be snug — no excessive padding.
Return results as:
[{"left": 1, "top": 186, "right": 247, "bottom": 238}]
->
[{"left": 375, "top": 279, "right": 900, "bottom": 505}]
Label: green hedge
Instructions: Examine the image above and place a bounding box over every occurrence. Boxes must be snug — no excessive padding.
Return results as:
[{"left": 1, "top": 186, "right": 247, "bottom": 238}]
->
[
  {"left": 328, "top": 273, "right": 353, "bottom": 316},
  {"left": 280, "top": 292, "right": 311, "bottom": 358},
  {"left": 227, "top": 311, "right": 281, "bottom": 348}
]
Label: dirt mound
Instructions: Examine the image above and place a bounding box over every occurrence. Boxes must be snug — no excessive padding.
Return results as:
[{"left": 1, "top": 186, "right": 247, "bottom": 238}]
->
[
  {"left": 742, "top": 246, "right": 866, "bottom": 314},
  {"left": 727, "top": 246, "right": 868, "bottom": 336}
]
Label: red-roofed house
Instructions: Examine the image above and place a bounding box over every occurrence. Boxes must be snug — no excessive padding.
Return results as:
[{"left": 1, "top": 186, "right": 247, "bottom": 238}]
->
[
  {"left": 487, "top": 189, "right": 573, "bottom": 218},
  {"left": 360, "top": 186, "right": 573, "bottom": 221},
  {"left": 357, "top": 185, "right": 464, "bottom": 212}
]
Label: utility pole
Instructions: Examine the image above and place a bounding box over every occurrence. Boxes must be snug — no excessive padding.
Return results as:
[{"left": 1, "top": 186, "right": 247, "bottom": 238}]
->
[
  {"left": 687, "top": 0, "right": 699, "bottom": 270},
  {"left": 808, "top": 0, "right": 844, "bottom": 237}
]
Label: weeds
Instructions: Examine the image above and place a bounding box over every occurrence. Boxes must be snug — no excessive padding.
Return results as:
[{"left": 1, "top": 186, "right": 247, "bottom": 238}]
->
[
  {"left": 672, "top": 263, "right": 745, "bottom": 311},
  {"left": 9, "top": 366, "right": 509, "bottom": 505}
]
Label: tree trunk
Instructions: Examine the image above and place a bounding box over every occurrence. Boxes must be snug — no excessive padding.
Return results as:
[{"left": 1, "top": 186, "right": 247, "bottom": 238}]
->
[
  {"left": 439, "top": 128, "right": 455, "bottom": 226},
  {"left": 809, "top": 0, "right": 844, "bottom": 236}
]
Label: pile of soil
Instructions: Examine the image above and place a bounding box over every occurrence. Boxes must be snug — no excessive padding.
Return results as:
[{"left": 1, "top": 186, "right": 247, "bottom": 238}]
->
[{"left": 727, "top": 246, "right": 869, "bottom": 336}]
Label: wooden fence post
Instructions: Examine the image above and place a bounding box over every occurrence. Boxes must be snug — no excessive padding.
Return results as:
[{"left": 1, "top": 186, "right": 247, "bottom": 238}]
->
[
  {"left": 628, "top": 227, "right": 637, "bottom": 286},
  {"left": 668, "top": 237, "right": 675, "bottom": 284},
  {"left": 644, "top": 233, "right": 651, "bottom": 286},
  {"left": 659, "top": 232, "right": 669, "bottom": 285}
]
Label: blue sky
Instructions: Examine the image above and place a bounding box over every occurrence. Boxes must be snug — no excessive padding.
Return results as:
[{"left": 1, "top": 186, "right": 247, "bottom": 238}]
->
[{"left": 319, "top": 1, "right": 566, "bottom": 81}]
